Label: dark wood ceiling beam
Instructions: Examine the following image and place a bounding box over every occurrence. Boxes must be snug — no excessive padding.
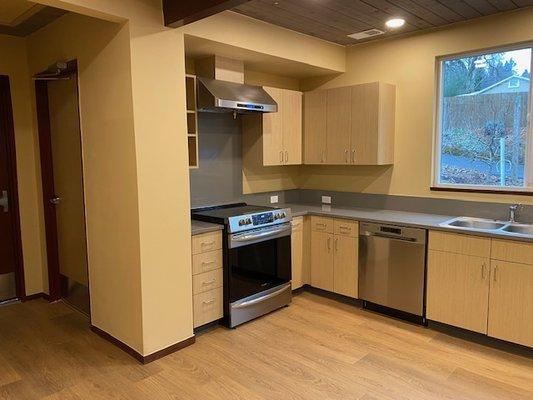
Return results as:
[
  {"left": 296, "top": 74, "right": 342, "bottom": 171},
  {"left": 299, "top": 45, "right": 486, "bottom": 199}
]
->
[{"left": 163, "top": 0, "right": 251, "bottom": 27}]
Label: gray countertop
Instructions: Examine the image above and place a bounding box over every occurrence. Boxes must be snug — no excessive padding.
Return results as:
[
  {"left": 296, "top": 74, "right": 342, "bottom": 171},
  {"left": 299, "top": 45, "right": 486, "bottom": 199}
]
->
[
  {"left": 281, "top": 203, "right": 533, "bottom": 243},
  {"left": 190, "top": 202, "right": 533, "bottom": 242},
  {"left": 191, "top": 220, "right": 223, "bottom": 236}
]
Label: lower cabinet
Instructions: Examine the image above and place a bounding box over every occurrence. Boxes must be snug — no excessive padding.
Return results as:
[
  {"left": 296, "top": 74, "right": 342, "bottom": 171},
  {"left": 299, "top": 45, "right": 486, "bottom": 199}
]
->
[
  {"left": 311, "top": 231, "right": 334, "bottom": 291},
  {"left": 333, "top": 235, "right": 358, "bottom": 298},
  {"left": 488, "top": 260, "right": 533, "bottom": 348},
  {"left": 428, "top": 232, "right": 533, "bottom": 348},
  {"left": 291, "top": 216, "right": 310, "bottom": 290},
  {"left": 427, "top": 250, "right": 490, "bottom": 334},
  {"left": 310, "top": 217, "right": 358, "bottom": 298},
  {"left": 191, "top": 231, "right": 223, "bottom": 329}
]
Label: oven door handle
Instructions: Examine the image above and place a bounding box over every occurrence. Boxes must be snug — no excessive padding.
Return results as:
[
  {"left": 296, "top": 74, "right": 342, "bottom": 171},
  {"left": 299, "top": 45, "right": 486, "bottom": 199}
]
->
[
  {"left": 233, "top": 285, "right": 290, "bottom": 309},
  {"left": 232, "top": 226, "right": 291, "bottom": 243}
]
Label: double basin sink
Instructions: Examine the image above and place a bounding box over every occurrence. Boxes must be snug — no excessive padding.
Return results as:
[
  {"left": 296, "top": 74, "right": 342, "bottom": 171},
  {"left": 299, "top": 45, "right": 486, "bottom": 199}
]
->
[{"left": 440, "top": 217, "right": 533, "bottom": 238}]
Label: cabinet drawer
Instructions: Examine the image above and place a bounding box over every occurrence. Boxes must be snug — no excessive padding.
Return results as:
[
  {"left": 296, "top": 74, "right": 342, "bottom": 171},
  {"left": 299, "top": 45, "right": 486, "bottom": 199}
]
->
[
  {"left": 192, "top": 231, "right": 222, "bottom": 255},
  {"left": 334, "top": 219, "right": 358, "bottom": 237},
  {"left": 193, "top": 287, "right": 223, "bottom": 328},
  {"left": 491, "top": 239, "right": 533, "bottom": 265},
  {"left": 192, "top": 250, "right": 222, "bottom": 275},
  {"left": 192, "top": 268, "right": 223, "bottom": 295},
  {"left": 291, "top": 216, "right": 304, "bottom": 232},
  {"left": 429, "top": 231, "right": 490, "bottom": 258},
  {"left": 311, "top": 216, "right": 334, "bottom": 233}
]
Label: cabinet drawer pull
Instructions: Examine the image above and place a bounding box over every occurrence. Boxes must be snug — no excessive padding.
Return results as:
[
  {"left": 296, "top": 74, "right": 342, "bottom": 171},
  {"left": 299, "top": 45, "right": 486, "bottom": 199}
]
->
[
  {"left": 202, "top": 299, "right": 215, "bottom": 305},
  {"left": 202, "top": 279, "right": 216, "bottom": 285},
  {"left": 340, "top": 226, "right": 351, "bottom": 231},
  {"left": 351, "top": 149, "right": 356, "bottom": 163},
  {"left": 316, "top": 223, "right": 326, "bottom": 228},
  {"left": 201, "top": 241, "right": 215, "bottom": 247},
  {"left": 202, "top": 261, "right": 215, "bottom": 266}
]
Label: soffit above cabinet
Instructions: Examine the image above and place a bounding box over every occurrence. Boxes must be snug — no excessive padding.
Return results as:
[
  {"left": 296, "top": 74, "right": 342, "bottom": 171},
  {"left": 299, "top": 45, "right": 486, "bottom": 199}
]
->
[
  {"left": 232, "top": 0, "right": 533, "bottom": 45},
  {"left": 0, "top": 1, "right": 66, "bottom": 37}
]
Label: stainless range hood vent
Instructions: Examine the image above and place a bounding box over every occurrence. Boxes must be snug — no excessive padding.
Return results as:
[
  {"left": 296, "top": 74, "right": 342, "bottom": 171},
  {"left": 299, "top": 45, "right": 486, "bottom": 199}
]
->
[{"left": 196, "top": 77, "right": 278, "bottom": 114}]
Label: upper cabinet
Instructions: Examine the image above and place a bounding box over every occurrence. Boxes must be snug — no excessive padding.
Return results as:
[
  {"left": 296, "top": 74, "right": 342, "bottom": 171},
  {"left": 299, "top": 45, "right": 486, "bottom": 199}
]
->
[
  {"left": 304, "top": 82, "right": 396, "bottom": 166},
  {"left": 242, "top": 86, "right": 303, "bottom": 166}
]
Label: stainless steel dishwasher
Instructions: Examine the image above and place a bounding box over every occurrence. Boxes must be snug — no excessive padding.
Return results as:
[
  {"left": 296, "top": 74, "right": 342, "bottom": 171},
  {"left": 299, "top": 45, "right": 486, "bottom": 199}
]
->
[{"left": 359, "top": 222, "right": 427, "bottom": 324}]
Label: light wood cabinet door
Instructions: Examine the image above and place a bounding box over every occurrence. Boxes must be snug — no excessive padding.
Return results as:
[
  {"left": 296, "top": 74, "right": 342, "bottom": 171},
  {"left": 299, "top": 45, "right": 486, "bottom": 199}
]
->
[
  {"left": 351, "top": 83, "right": 379, "bottom": 165},
  {"left": 311, "top": 231, "right": 334, "bottom": 291},
  {"left": 488, "top": 260, "right": 533, "bottom": 347},
  {"left": 304, "top": 90, "right": 327, "bottom": 164},
  {"left": 282, "top": 89, "right": 302, "bottom": 165},
  {"left": 291, "top": 217, "right": 304, "bottom": 290},
  {"left": 333, "top": 235, "right": 358, "bottom": 298},
  {"left": 326, "top": 87, "right": 351, "bottom": 165},
  {"left": 427, "top": 250, "right": 490, "bottom": 334},
  {"left": 262, "top": 87, "right": 284, "bottom": 166}
]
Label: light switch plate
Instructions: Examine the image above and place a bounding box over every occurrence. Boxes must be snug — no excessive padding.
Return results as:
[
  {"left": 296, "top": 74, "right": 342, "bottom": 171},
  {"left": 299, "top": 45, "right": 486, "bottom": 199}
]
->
[
  {"left": 322, "top": 196, "right": 332, "bottom": 204},
  {"left": 270, "top": 195, "right": 279, "bottom": 204}
]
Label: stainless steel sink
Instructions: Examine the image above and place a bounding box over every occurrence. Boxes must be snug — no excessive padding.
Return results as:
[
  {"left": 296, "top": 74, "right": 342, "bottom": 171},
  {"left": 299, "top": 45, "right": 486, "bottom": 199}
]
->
[
  {"left": 440, "top": 217, "right": 533, "bottom": 238},
  {"left": 445, "top": 217, "right": 506, "bottom": 230},
  {"left": 441, "top": 217, "right": 506, "bottom": 231},
  {"left": 502, "top": 224, "right": 533, "bottom": 236}
]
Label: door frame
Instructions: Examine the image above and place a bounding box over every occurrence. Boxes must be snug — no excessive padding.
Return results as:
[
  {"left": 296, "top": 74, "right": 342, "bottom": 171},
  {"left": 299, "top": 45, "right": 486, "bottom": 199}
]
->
[
  {"left": 35, "top": 60, "right": 81, "bottom": 301},
  {"left": 0, "top": 76, "right": 26, "bottom": 299}
]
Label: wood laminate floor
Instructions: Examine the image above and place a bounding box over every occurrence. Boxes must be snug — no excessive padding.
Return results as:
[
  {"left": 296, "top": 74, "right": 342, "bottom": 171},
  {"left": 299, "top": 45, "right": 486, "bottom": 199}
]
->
[{"left": 0, "top": 291, "right": 532, "bottom": 399}]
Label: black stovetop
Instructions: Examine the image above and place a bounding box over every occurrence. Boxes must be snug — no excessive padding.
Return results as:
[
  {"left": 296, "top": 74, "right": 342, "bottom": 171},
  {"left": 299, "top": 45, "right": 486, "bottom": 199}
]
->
[{"left": 192, "top": 203, "right": 277, "bottom": 223}]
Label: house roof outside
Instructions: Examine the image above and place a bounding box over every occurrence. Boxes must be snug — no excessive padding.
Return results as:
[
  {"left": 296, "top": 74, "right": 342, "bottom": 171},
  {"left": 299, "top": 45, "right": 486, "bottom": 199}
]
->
[{"left": 457, "top": 75, "right": 530, "bottom": 97}]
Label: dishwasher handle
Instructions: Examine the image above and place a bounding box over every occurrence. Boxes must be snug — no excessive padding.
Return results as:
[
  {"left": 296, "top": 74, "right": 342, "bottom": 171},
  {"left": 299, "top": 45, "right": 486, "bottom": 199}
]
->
[{"left": 361, "top": 232, "right": 421, "bottom": 243}]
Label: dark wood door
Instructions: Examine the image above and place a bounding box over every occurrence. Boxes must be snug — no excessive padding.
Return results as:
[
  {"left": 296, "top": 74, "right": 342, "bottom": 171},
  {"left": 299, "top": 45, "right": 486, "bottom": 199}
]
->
[{"left": 0, "top": 76, "right": 21, "bottom": 301}]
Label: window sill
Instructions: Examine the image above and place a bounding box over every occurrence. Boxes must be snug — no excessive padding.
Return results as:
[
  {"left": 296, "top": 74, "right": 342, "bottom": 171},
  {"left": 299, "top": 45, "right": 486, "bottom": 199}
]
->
[{"left": 430, "top": 186, "right": 533, "bottom": 196}]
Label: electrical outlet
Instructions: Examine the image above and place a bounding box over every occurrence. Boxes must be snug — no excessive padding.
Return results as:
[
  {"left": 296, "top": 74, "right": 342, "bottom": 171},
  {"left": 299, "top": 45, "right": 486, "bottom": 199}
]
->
[
  {"left": 270, "top": 195, "right": 279, "bottom": 204},
  {"left": 322, "top": 196, "right": 332, "bottom": 204}
]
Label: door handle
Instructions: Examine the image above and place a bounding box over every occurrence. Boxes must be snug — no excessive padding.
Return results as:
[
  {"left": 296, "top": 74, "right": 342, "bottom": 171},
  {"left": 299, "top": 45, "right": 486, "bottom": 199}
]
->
[
  {"left": 0, "top": 190, "right": 8, "bottom": 212},
  {"left": 50, "top": 196, "right": 61, "bottom": 205}
]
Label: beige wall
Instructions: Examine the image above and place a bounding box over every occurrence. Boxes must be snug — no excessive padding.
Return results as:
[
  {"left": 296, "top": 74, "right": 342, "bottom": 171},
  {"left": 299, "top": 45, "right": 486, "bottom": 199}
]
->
[
  {"left": 298, "top": 8, "right": 533, "bottom": 206},
  {"left": 27, "top": 13, "right": 144, "bottom": 352},
  {"left": 0, "top": 35, "right": 46, "bottom": 296}
]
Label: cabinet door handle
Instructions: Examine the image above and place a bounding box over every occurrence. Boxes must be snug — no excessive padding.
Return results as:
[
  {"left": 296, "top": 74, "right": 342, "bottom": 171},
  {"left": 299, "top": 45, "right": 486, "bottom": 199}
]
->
[
  {"left": 327, "top": 237, "right": 331, "bottom": 252},
  {"left": 493, "top": 265, "right": 498, "bottom": 282},
  {"left": 335, "top": 237, "right": 338, "bottom": 252},
  {"left": 344, "top": 149, "right": 349, "bottom": 163},
  {"left": 481, "top": 263, "right": 486, "bottom": 279},
  {"left": 351, "top": 149, "right": 356, "bottom": 163},
  {"left": 279, "top": 151, "right": 283, "bottom": 163},
  {"left": 285, "top": 150, "right": 289, "bottom": 163}
]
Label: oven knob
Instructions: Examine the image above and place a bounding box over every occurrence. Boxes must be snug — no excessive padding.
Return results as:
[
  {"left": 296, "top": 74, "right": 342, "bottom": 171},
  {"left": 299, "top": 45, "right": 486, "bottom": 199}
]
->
[
  {"left": 281, "top": 212, "right": 286, "bottom": 219},
  {"left": 239, "top": 219, "right": 246, "bottom": 226},
  {"left": 246, "top": 218, "right": 252, "bottom": 225}
]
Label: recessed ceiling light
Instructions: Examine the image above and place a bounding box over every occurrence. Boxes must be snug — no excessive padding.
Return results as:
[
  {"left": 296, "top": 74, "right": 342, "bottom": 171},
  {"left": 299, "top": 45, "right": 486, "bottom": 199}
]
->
[{"left": 385, "top": 18, "right": 405, "bottom": 29}]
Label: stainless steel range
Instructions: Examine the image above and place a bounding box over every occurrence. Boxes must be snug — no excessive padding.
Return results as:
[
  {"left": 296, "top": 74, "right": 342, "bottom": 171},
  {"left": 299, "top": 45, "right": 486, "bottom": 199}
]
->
[{"left": 192, "top": 203, "right": 292, "bottom": 328}]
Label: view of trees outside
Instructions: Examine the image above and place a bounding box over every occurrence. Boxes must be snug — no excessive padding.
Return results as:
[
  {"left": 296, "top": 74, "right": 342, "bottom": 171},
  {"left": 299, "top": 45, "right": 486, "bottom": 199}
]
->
[{"left": 439, "top": 48, "right": 531, "bottom": 188}]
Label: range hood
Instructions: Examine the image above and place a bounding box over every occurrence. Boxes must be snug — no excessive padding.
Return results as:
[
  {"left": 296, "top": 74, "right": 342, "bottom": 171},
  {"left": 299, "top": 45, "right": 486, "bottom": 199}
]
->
[{"left": 197, "top": 77, "right": 277, "bottom": 114}]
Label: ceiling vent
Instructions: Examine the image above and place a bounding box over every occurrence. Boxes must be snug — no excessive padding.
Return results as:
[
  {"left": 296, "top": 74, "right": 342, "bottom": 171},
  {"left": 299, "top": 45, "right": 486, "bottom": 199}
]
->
[{"left": 348, "top": 29, "right": 385, "bottom": 40}]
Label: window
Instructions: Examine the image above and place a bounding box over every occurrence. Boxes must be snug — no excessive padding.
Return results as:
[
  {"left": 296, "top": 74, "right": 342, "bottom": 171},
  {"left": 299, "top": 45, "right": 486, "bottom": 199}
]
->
[{"left": 434, "top": 45, "right": 533, "bottom": 192}]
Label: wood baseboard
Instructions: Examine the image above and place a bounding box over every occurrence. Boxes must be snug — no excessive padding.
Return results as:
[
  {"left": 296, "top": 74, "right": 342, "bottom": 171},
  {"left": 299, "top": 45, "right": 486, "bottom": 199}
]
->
[
  {"left": 90, "top": 325, "right": 195, "bottom": 364},
  {"left": 23, "top": 292, "right": 51, "bottom": 302}
]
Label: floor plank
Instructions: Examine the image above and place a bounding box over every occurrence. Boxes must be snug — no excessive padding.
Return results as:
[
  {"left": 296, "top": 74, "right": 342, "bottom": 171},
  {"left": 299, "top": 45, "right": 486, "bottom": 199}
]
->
[{"left": 0, "top": 293, "right": 531, "bottom": 399}]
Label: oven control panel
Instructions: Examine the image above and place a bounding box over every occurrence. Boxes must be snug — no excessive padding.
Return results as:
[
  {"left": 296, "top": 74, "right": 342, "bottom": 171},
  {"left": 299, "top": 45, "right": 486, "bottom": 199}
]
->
[{"left": 228, "top": 208, "right": 292, "bottom": 233}]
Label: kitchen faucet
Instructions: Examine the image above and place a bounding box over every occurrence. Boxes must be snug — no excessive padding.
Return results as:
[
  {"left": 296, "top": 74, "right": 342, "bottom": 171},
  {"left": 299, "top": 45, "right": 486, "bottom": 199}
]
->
[{"left": 508, "top": 204, "right": 522, "bottom": 223}]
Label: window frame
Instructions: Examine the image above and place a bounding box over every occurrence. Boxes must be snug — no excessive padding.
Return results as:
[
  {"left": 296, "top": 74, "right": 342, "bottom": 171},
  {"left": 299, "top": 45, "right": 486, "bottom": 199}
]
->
[{"left": 431, "top": 43, "right": 533, "bottom": 195}]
